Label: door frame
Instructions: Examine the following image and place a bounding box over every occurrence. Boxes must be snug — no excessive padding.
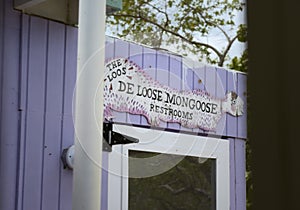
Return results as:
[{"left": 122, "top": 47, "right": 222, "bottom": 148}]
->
[{"left": 106, "top": 124, "right": 230, "bottom": 210}]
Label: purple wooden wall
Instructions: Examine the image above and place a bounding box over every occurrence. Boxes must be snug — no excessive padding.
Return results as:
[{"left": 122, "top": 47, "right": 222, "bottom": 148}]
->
[
  {"left": 0, "top": 0, "right": 246, "bottom": 210},
  {"left": 0, "top": 1, "right": 77, "bottom": 209},
  {"left": 0, "top": 1, "right": 21, "bottom": 209},
  {"left": 18, "top": 16, "right": 77, "bottom": 210}
]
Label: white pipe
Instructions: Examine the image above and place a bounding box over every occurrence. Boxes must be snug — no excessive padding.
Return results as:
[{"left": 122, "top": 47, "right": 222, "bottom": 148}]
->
[{"left": 72, "top": 0, "right": 106, "bottom": 210}]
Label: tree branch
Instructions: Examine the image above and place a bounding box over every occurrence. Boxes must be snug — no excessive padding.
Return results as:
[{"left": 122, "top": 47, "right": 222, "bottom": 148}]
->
[
  {"left": 218, "top": 34, "right": 238, "bottom": 66},
  {"left": 111, "top": 13, "right": 223, "bottom": 60},
  {"left": 144, "top": 2, "right": 167, "bottom": 19},
  {"left": 197, "top": 11, "right": 231, "bottom": 42}
]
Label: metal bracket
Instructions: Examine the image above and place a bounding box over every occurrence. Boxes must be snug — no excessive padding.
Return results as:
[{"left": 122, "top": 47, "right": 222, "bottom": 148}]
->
[
  {"left": 60, "top": 123, "right": 139, "bottom": 169},
  {"left": 103, "top": 122, "right": 139, "bottom": 152}
]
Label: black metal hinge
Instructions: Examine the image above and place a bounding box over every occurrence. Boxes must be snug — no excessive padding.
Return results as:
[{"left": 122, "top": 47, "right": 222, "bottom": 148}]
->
[{"left": 103, "top": 122, "right": 139, "bottom": 152}]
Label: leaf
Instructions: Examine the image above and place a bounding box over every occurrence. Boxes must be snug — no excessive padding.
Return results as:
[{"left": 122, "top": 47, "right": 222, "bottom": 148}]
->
[{"left": 237, "top": 24, "right": 247, "bottom": 42}]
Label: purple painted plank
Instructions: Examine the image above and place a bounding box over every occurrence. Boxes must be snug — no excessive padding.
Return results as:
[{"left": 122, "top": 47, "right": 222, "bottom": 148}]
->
[
  {"left": 205, "top": 66, "right": 217, "bottom": 136},
  {"left": 155, "top": 51, "right": 169, "bottom": 128},
  {"left": 0, "top": 0, "right": 3, "bottom": 23},
  {"left": 141, "top": 47, "right": 157, "bottom": 126},
  {"left": 23, "top": 113, "right": 45, "bottom": 210},
  {"left": 235, "top": 139, "right": 246, "bottom": 210},
  {"left": 180, "top": 59, "right": 194, "bottom": 132},
  {"left": 0, "top": 9, "right": 4, "bottom": 206},
  {"left": 59, "top": 116, "right": 74, "bottom": 210},
  {"left": 0, "top": 111, "right": 20, "bottom": 210},
  {"left": 183, "top": 62, "right": 194, "bottom": 91},
  {"left": 41, "top": 21, "right": 65, "bottom": 210},
  {"left": 205, "top": 65, "right": 216, "bottom": 95},
  {"left": 3, "top": 0, "right": 21, "bottom": 30},
  {"left": 105, "top": 36, "right": 114, "bottom": 61},
  {"left": 42, "top": 115, "right": 63, "bottom": 210},
  {"left": 192, "top": 62, "right": 205, "bottom": 133},
  {"left": 127, "top": 42, "right": 143, "bottom": 125},
  {"left": 227, "top": 71, "right": 238, "bottom": 137},
  {"left": 0, "top": 1, "right": 3, "bottom": 83},
  {"left": 142, "top": 47, "right": 157, "bottom": 81},
  {"left": 1, "top": 0, "right": 21, "bottom": 111},
  {"left": 17, "top": 14, "right": 30, "bottom": 210},
  {"left": 128, "top": 42, "right": 143, "bottom": 66},
  {"left": 45, "top": 21, "right": 64, "bottom": 114},
  {"left": 237, "top": 73, "right": 247, "bottom": 139},
  {"left": 0, "top": 3, "right": 21, "bottom": 210},
  {"left": 168, "top": 54, "right": 182, "bottom": 130},
  {"left": 229, "top": 138, "right": 236, "bottom": 210},
  {"left": 156, "top": 51, "right": 169, "bottom": 86},
  {"left": 1, "top": 26, "right": 21, "bottom": 110},
  {"left": 114, "top": 38, "right": 129, "bottom": 57},
  {"left": 19, "top": 14, "right": 30, "bottom": 110},
  {"left": 1, "top": 30, "right": 21, "bottom": 112},
  {"left": 193, "top": 62, "right": 206, "bottom": 91},
  {"left": 22, "top": 16, "right": 48, "bottom": 210},
  {"left": 113, "top": 39, "right": 129, "bottom": 123},
  {"left": 59, "top": 25, "right": 78, "bottom": 210},
  {"left": 215, "top": 67, "right": 227, "bottom": 136},
  {"left": 182, "top": 58, "right": 194, "bottom": 91},
  {"left": 27, "top": 16, "right": 47, "bottom": 112},
  {"left": 62, "top": 26, "right": 77, "bottom": 116}
]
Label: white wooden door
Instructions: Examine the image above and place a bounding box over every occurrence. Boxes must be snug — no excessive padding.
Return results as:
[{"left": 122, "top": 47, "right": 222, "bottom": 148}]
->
[{"left": 107, "top": 124, "right": 230, "bottom": 210}]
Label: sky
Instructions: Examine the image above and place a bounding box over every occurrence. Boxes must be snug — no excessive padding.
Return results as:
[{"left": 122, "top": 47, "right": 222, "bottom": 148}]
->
[{"left": 105, "top": 0, "right": 247, "bottom": 66}]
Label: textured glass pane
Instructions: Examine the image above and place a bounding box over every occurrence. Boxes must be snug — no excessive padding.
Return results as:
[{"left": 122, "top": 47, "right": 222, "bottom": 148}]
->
[{"left": 128, "top": 150, "right": 216, "bottom": 210}]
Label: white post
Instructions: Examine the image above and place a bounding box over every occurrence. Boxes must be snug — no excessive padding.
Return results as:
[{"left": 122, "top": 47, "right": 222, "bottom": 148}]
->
[{"left": 72, "top": 0, "right": 106, "bottom": 210}]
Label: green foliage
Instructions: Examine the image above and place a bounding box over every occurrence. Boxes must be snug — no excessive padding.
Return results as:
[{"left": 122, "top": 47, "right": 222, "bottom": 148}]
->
[
  {"left": 106, "top": 0, "right": 247, "bottom": 67},
  {"left": 228, "top": 49, "right": 248, "bottom": 72},
  {"left": 237, "top": 24, "right": 247, "bottom": 42}
]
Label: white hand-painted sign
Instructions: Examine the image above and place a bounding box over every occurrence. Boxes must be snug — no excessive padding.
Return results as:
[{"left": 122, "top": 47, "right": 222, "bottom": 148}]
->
[{"left": 103, "top": 58, "right": 243, "bottom": 131}]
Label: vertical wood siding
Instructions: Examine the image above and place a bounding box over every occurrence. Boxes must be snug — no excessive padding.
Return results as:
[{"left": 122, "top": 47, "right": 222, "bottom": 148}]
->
[
  {"left": 141, "top": 47, "right": 157, "bottom": 126},
  {"left": 192, "top": 61, "right": 206, "bottom": 134},
  {"left": 237, "top": 73, "right": 247, "bottom": 139},
  {"left": 59, "top": 25, "right": 78, "bottom": 210},
  {"left": 229, "top": 138, "right": 246, "bottom": 210},
  {"left": 13, "top": 13, "right": 77, "bottom": 210},
  {"left": 227, "top": 71, "right": 239, "bottom": 137},
  {"left": 127, "top": 42, "right": 143, "bottom": 125},
  {"left": 215, "top": 67, "right": 227, "bottom": 136},
  {"left": 113, "top": 39, "right": 129, "bottom": 123},
  {"left": 18, "top": 15, "right": 77, "bottom": 210},
  {"left": 0, "top": 1, "right": 21, "bottom": 210},
  {"left": 168, "top": 54, "right": 182, "bottom": 130},
  {"left": 234, "top": 138, "right": 246, "bottom": 210},
  {"left": 0, "top": 6, "right": 78, "bottom": 208},
  {"left": 180, "top": 58, "right": 193, "bottom": 133}
]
